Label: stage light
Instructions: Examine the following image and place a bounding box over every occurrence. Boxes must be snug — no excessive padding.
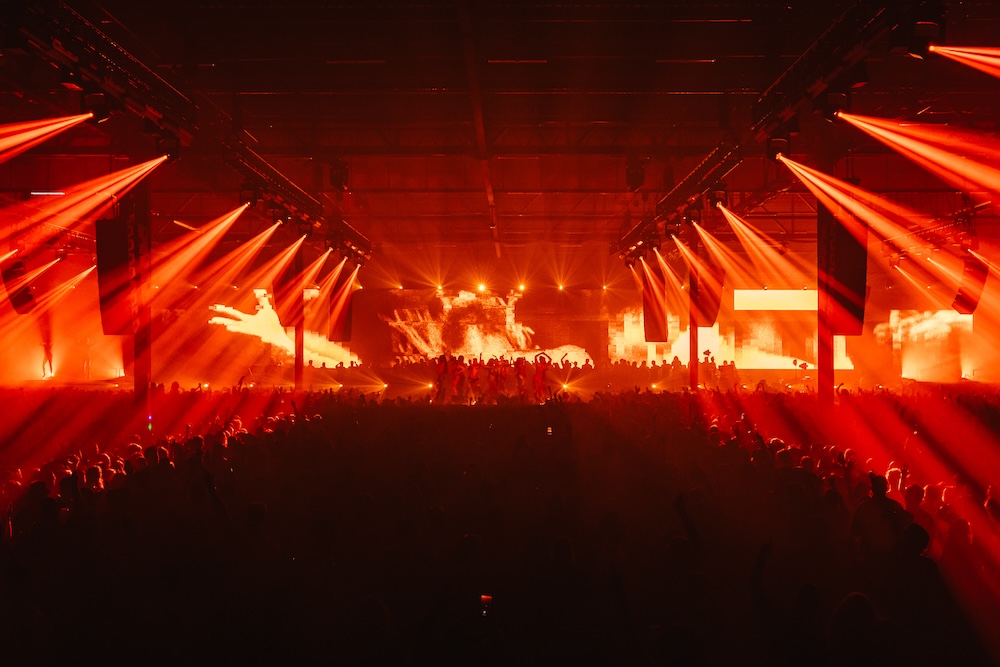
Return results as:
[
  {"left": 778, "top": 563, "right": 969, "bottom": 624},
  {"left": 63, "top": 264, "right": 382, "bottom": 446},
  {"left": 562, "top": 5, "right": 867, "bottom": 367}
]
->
[
  {"left": 708, "top": 185, "right": 728, "bottom": 208},
  {"left": 518, "top": 284, "right": 525, "bottom": 292},
  {"left": 818, "top": 91, "right": 849, "bottom": 121},
  {"left": 437, "top": 285, "right": 443, "bottom": 290},
  {"left": 329, "top": 158, "right": 349, "bottom": 192},
  {"left": 240, "top": 183, "right": 260, "bottom": 209},
  {"left": 625, "top": 157, "right": 645, "bottom": 191},
  {"left": 83, "top": 92, "right": 111, "bottom": 123},
  {"left": 156, "top": 132, "right": 180, "bottom": 162},
  {"left": 766, "top": 137, "right": 789, "bottom": 162},
  {"left": 682, "top": 207, "right": 701, "bottom": 226},
  {"left": 478, "top": 283, "right": 486, "bottom": 292},
  {"left": 558, "top": 284, "right": 564, "bottom": 291}
]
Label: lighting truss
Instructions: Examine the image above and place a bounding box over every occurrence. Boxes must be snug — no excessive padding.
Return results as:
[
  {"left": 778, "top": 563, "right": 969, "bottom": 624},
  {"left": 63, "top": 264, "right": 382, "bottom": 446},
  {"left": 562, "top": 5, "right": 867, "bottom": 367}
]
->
[
  {"left": 613, "top": 0, "right": 921, "bottom": 259},
  {"left": 13, "top": 1, "right": 197, "bottom": 144},
  {"left": 223, "top": 138, "right": 371, "bottom": 263}
]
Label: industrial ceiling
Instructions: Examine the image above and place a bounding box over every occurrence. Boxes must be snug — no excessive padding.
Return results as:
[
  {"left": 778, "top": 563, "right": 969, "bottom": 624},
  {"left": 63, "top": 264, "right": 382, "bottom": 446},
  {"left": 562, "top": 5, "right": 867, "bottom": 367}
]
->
[{"left": 1, "top": 1, "right": 999, "bottom": 287}]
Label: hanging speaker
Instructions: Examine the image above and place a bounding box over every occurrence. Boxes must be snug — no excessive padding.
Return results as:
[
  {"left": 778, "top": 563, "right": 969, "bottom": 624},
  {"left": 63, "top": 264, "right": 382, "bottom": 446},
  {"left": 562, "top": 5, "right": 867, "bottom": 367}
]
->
[
  {"left": 1, "top": 259, "right": 35, "bottom": 314},
  {"left": 96, "top": 218, "right": 133, "bottom": 335},
  {"left": 641, "top": 260, "right": 668, "bottom": 342},
  {"left": 822, "top": 206, "right": 868, "bottom": 335},
  {"left": 272, "top": 266, "right": 304, "bottom": 328},
  {"left": 693, "top": 255, "right": 724, "bottom": 328},
  {"left": 952, "top": 254, "right": 988, "bottom": 315},
  {"left": 329, "top": 272, "right": 354, "bottom": 342}
]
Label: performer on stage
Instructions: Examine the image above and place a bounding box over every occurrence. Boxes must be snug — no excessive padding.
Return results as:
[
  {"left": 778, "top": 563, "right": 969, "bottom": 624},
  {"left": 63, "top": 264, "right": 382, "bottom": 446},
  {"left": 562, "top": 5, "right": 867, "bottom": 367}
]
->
[
  {"left": 42, "top": 339, "right": 54, "bottom": 378},
  {"left": 533, "top": 351, "right": 552, "bottom": 403}
]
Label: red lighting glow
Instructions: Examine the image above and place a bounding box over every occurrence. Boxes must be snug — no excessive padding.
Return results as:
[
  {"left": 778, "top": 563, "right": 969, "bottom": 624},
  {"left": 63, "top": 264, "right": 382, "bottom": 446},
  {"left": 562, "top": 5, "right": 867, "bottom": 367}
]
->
[
  {"left": 837, "top": 112, "right": 1000, "bottom": 204},
  {"left": 931, "top": 45, "right": 1000, "bottom": 81},
  {"left": 0, "top": 113, "right": 92, "bottom": 166}
]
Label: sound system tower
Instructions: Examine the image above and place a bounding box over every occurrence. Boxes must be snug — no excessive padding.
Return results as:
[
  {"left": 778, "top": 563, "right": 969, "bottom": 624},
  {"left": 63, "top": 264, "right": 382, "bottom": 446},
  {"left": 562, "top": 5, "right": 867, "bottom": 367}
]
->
[
  {"left": 272, "top": 267, "right": 304, "bottom": 329},
  {"left": 822, "top": 206, "right": 868, "bottom": 335},
  {"left": 96, "top": 218, "right": 134, "bottom": 335},
  {"left": 952, "top": 254, "right": 988, "bottom": 315},
  {"left": 329, "top": 271, "right": 354, "bottom": 342},
  {"left": 1, "top": 259, "right": 35, "bottom": 314},
  {"left": 641, "top": 261, "right": 668, "bottom": 342},
  {"left": 694, "top": 255, "right": 724, "bottom": 328}
]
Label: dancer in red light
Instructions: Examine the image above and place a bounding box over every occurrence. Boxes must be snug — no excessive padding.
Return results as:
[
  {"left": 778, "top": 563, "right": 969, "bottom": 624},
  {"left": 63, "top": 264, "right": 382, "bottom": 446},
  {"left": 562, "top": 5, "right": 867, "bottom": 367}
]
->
[
  {"left": 468, "top": 356, "right": 482, "bottom": 402},
  {"left": 533, "top": 351, "right": 552, "bottom": 403},
  {"left": 450, "top": 355, "right": 467, "bottom": 402},
  {"left": 514, "top": 356, "right": 528, "bottom": 401}
]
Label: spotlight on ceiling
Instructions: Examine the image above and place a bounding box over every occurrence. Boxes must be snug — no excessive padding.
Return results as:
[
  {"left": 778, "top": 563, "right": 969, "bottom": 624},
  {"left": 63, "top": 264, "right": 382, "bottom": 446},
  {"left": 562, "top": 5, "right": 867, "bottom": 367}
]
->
[
  {"left": 156, "top": 132, "right": 181, "bottom": 163},
  {"left": 708, "top": 183, "right": 728, "bottom": 208},
  {"left": 766, "top": 137, "right": 789, "bottom": 162},
  {"left": 239, "top": 183, "right": 261, "bottom": 207},
  {"left": 83, "top": 92, "right": 111, "bottom": 123},
  {"left": 329, "top": 158, "right": 349, "bottom": 192},
  {"left": 682, "top": 207, "right": 701, "bottom": 226},
  {"left": 625, "top": 157, "right": 646, "bottom": 192}
]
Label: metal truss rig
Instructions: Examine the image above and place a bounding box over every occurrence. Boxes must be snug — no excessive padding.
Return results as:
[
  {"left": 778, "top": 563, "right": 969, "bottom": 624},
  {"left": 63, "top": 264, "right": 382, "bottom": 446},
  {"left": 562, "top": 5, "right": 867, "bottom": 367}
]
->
[
  {"left": 612, "top": 0, "right": 942, "bottom": 259},
  {"left": 10, "top": 0, "right": 197, "bottom": 144},
  {"left": 222, "top": 137, "right": 371, "bottom": 263}
]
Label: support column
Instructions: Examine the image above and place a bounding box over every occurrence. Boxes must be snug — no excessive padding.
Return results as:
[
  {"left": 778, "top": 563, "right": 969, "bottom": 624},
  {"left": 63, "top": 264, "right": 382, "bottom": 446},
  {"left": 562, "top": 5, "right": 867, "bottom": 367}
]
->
[
  {"left": 129, "top": 182, "right": 152, "bottom": 412},
  {"left": 817, "top": 202, "right": 835, "bottom": 406},
  {"left": 293, "top": 247, "right": 305, "bottom": 392},
  {"left": 689, "top": 244, "right": 699, "bottom": 390}
]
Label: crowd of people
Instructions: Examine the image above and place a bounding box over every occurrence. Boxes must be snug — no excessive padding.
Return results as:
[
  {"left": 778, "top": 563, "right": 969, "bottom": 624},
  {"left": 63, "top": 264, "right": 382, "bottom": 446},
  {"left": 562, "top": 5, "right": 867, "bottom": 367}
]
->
[
  {"left": 0, "top": 383, "right": 998, "bottom": 664},
  {"left": 305, "top": 352, "right": 744, "bottom": 402}
]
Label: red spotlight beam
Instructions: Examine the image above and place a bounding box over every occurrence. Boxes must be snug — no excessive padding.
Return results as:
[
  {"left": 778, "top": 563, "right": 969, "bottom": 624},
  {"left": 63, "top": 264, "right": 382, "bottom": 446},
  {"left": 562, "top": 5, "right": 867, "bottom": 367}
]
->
[
  {"left": 1, "top": 258, "right": 60, "bottom": 295},
  {"left": 931, "top": 45, "right": 1000, "bottom": 81},
  {"left": 653, "top": 248, "right": 689, "bottom": 316},
  {"left": 672, "top": 236, "right": 725, "bottom": 327},
  {"left": 720, "top": 206, "right": 815, "bottom": 284},
  {"left": 2, "top": 266, "right": 98, "bottom": 349},
  {"left": 838, "top": 113, "right": 1000, "bottom": 202},
  {"left": 307, "top": 257, "right": 347, "bottom": 332},
  {"left": 0, "top": 113, "right": 92, "bottom": 165},
  {"left": 150, "top": 204, "right": 249, "bottom": 289},
  {"left": 188, "top": 221, "right": 281, "bottom": 293},
  {"left": 894, "top": 265, "right": 954, "bottom": 310},
  {"left": 272, "top": 247, "right": 333, "bottom": 327},
  {"left": 154, "top": 237, "right": 307, "bottom": 372},
  {"left": 328, "top": 264, "right": 360, "bottom": 341},
  {"left": 2, "top": 156, "right": 168, "bottom": 249},
  {"left": 694, "top": 223, "right": 764, "bottom": 288},
  {"left": 778, "top": 155, "right": 968, "bottom": 292}
]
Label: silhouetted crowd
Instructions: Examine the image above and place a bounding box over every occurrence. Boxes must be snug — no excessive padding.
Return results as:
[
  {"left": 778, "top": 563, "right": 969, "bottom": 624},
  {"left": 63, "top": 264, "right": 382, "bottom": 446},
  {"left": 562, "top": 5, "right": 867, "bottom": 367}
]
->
[
  {"left": 1, "top": 385, "right": 998, "bottom": 665},
  {"left": 319, "top": 353, "right": 741, "bottom": 402}
]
